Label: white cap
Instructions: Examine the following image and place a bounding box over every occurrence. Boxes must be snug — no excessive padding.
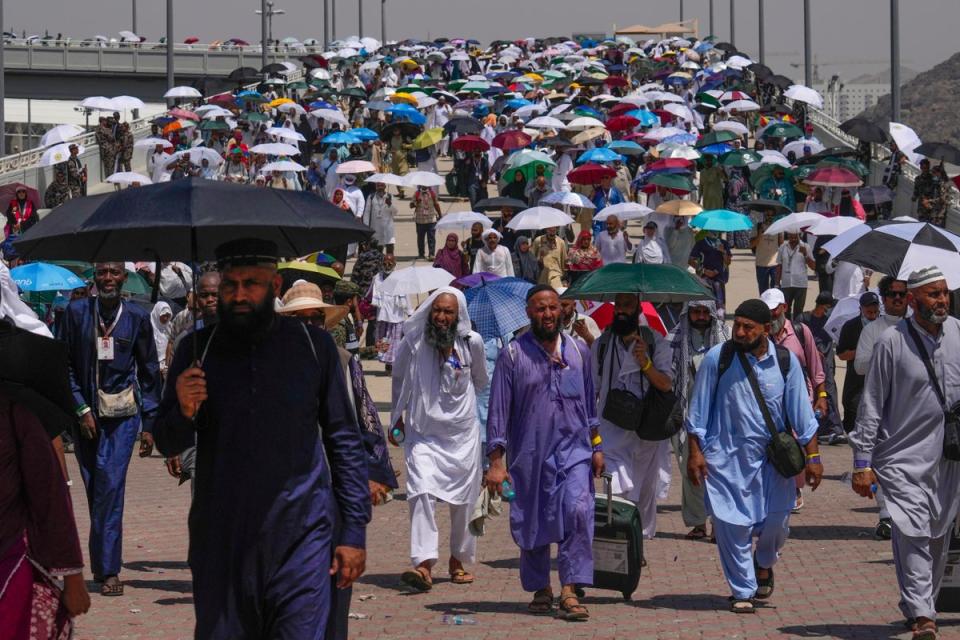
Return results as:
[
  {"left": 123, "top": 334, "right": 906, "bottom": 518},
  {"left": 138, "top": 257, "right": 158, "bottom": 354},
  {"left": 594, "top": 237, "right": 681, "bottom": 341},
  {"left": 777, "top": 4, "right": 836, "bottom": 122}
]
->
[{"left": 760, "top": 288, "right": 786, "bottom": 309}]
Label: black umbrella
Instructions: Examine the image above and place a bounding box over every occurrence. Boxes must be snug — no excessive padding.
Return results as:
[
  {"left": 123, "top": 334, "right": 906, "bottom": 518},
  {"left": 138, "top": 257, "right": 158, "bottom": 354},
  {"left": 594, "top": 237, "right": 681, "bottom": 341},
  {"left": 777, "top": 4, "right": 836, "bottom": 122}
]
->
[
  {"left": 260, "top": 62, "right": 287, "bottom": 75},
  {"left": 858, "top": 185, "right": 895, "bottom": 206},
  {"left": 473, "top": 197, "right": 528, "bottom": 211},
  {"left": 759, "top": 103, "right": 792, "bottom": 116},
  {"left": 339, "top": 87, "right": 368, "bottom": 99},
  {"left": 14, "top": 177, "right": 372, "bottom": 262},
  {"left": 747, "top": 63, "right": 773, "bottom": 80},
  {"left": 767, "top": 74, "right": 794, "bottom": 90},
  {"left": 228, "top": 66, "right": 261, "bottom": 83},
  {"left": 379, "top": 121, "right": 422, "bottom": 142},
  {"left": 796, "top": 146, "right": 859, "bottom": 165},
  {"left": 714, "top": 42, "right": 738, "bottom": 54},
  {"left": 839, "top": 117, "right": 888, "bottom": 143},
  {"left": 914, "top": 142, "right": 960, "bottom": 165},
  {"left": 739, "top": 198, "right": 792, "bottom": 214},
  {"left": 443, "top": 116, "right": 483, "bottom": 135}
]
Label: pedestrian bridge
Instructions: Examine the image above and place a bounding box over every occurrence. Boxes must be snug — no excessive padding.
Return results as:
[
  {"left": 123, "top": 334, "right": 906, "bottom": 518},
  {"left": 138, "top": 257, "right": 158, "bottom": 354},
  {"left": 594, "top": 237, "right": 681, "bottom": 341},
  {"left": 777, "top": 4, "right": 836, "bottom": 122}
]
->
[{"left": 4, "top": 41, "right": 306, "bottom": 101}]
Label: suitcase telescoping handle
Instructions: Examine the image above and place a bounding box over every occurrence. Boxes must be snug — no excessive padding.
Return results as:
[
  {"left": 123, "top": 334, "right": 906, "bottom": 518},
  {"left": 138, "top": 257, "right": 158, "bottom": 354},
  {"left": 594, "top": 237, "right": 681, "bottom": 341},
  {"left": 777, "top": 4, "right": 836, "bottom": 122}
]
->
[{"left": 601, "top": 472, "right": 613, "bottom": 526}]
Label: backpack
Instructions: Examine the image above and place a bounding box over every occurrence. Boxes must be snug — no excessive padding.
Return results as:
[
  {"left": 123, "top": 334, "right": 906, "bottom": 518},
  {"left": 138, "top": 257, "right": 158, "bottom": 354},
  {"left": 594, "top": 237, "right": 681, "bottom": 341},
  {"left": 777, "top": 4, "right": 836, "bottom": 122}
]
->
[{"left": 716, "top": 340, "right": 792, "bottom": 387}]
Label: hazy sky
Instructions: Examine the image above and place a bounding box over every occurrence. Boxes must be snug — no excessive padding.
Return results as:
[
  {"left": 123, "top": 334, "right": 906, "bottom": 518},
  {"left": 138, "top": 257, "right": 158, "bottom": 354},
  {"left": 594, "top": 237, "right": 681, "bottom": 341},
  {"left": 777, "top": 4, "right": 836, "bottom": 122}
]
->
[{"left": 7, "top": 0, "right": 959, "bottom": 82}]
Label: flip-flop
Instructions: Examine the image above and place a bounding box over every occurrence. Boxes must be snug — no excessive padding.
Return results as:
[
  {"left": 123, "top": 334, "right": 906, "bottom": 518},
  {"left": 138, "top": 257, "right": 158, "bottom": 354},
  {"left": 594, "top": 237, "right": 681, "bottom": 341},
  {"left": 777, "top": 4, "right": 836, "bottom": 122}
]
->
[
  {"left": 729, "top": 597, "right": 755, "bottom": 614},
  {"left": 449, "top": 569, "right": 474, "bottom": 585},
  {"left": 100, "top": 576, "right": 124, "bottom": 597},
  {"left": 754, "top": 556, "right": 774, "bottom": 600},
  {"left": 400, "top": 569, "right": 432, "bottom": 592},
  {"left": 913, "top": 621, "right": 939, "bottom": 640},
  {"left": 556, "top": 595, "right": 589, "bottom": 621}
]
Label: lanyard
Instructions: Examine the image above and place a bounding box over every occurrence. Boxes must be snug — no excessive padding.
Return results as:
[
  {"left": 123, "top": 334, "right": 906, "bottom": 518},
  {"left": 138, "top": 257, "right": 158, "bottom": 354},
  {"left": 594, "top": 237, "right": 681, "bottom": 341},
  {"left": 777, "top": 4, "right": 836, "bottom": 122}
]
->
[{"left": 96, "top": 300, "right": 123, "bottom": 338}]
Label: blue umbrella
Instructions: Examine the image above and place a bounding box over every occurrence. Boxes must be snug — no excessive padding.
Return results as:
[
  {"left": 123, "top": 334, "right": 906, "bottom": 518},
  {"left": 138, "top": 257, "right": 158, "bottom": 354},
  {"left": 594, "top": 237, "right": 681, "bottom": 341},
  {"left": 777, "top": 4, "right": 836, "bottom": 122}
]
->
[
  {"left": 699, "top": 143, "right": 735, "bottom": 156},
  {"left": 464, "top": 277, "right": 534, "bottom": 340},
  {"left": 506, "top": 98, "right": 533, "bottom": 110},
  {"left": 348, "top": 127, "right": 380, "bottom": 141},
  {"left": 385, "top": 104, "right": 427, "bottom": 125},
  {"left": 627, "top": 109, "right": 661, "bottom": 127},
  {"left": 309, "top": 100, "right": 337, "bottom": 110},
  {"left": 690, "top": 209, "right": 755, "bottom": 232},
  {"left": 576, "top": 147, "right": 624, "bottom": 164},
  {"left": 661, "top": 133, "right": 698, "bottom": 146},
  {"left": 322, "top": 131, "right": 360, "bottom": 144},
  {"left": 607, "top": 140, "right": 645, "bottom": 156},
  {"left": 11, "top": 262, "right": 84, "bottom": 292}
]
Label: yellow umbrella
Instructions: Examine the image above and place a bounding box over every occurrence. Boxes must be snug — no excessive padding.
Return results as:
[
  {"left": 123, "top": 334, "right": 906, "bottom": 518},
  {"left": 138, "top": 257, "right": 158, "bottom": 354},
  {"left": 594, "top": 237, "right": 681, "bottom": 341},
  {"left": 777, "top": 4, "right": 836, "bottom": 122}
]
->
[
  {"left": 390, "top": 92, "right": 419, "bottom": 106},
  {"left": 398, "top": 58, "right": 419, "bottom": 71},
  {"left": 268, "top": 97, "right": 295, "bottom": 109},
  {"left": 655, "top": 200, "right": 703, "bottom": 216},
  {"left": 521, "top": 73, "right": 544, "bottom": 83},
  {"left": 278, "top": 261, "right": 342, "bottom": 281},
  {"left": 411, "top": 127, "right": 444, "bottom": 150}
]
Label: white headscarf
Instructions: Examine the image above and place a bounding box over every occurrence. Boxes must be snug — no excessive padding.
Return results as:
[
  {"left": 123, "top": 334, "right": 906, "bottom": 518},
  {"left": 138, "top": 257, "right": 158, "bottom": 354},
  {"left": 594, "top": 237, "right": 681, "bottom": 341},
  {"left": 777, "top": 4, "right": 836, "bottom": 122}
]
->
[
  {"left": 402, "top": 286, "right": 472, "bottom": 339},
  {"left": 150, "top": 301, "right": 173, "bottom": 361},
  {"left": 0, "top": 263, "right": 52, "bottom": 337}
]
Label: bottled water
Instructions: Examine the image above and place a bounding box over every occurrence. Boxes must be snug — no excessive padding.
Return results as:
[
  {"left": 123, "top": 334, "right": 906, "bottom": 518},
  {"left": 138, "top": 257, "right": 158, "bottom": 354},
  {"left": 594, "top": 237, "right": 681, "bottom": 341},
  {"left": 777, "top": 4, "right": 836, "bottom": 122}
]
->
[
  {"left": 501, "top": 480, "right": 516, "bottom": 501},
  {"left": 440, "top": 615, "right": 477, "bottom": 626}
]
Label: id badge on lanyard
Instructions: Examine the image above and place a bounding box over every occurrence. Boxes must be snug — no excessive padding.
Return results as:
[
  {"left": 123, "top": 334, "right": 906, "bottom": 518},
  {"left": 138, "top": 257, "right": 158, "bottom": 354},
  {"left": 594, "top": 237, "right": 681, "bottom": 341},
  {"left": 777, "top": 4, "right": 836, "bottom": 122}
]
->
[{"left": 97, "top": 301, "right": 123, "bottom": 361}]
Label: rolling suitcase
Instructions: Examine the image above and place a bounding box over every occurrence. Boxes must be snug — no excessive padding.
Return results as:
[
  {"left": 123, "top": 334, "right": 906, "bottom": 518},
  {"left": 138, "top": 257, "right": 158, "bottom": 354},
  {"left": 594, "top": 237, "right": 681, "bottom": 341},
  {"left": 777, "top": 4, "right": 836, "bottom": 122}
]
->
[{"left": 592, "top": 473, "right": 643, "bottom": 600}]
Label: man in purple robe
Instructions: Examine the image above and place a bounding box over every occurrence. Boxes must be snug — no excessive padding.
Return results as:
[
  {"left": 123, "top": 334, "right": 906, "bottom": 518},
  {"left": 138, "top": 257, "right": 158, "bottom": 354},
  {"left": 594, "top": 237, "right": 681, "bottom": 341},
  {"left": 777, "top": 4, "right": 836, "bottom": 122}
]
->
[{"left": 486, "top": 285, "right": 604, "bottom": 621}]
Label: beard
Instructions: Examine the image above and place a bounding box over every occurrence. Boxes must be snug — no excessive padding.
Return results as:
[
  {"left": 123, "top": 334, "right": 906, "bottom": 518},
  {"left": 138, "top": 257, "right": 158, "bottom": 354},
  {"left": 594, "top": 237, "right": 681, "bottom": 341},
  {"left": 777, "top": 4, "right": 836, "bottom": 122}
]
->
[
  {"left": 217, "top": 287, "right": 277, "bottom": 340},
  {"left": 98, "top": 287, "right": 120, "bottom": 301},
  {"left": 917, "top": 299, "right": 949, "bottom": 325},
  {"left": 531, "top": 318, "right": 560, "bottom": 342},
  {"left": 611, "top": 313, "right": 639, "bottom": 337},
  {"left": 424, "top": 321, "right": 457, "bottom": 350},
  {"left": 771, "top": 314, "right": 786, "bottom": 334},
  {"left": 732, "top": 335, "right": 764, "bottom": 352},
  {"left": 689, "top": 318, "right": 711, "bottom": 331}
]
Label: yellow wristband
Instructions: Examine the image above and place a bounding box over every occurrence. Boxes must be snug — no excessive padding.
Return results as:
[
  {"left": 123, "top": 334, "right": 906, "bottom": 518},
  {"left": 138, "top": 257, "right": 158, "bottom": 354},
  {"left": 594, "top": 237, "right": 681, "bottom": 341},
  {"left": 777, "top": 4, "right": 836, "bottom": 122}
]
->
[
  {"left": 591, "top": 435, "right": 602, "bottom": 446},
  {"left": 805, "top": 453, "right": 821, "bottom": 460},
  {"left": 817, "top": 391, "right": 828, "bottom": 398},
  {"left": 852, "top": 467, "right": 872, "bottom": 474},
  {"left": 642, "top": 359, "right": 652, "bottom": 372}
]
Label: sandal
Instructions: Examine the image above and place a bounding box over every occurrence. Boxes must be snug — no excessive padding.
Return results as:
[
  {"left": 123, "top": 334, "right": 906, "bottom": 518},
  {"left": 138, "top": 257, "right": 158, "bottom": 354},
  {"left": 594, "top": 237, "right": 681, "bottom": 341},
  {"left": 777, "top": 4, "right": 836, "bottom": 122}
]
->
[
  {"left": 100, "top": 575, "right": 124, "bottom": 597},
  {"left": 729, "top": 597, "right": 755, "bottom": 614},
  {"left": 400, "top": 568, "right": 432, "bottom": 592},
  {"left": 754, "top": 556, "right": 774, "bottom": 600},
  {"left": 449, "top": 569, "right": 474, "bottom": 585},
  {"left": 914, "top": 619, "right": 938, "bottom": 640},
  {"left": 685, "top": 526, "right": 708, "bottom": 541},
  {"left": 527, "top": 589, "right": 554, "bottom": 615},
  {"left": 556, "top": 594, "right": 589, "bottom": 621}
]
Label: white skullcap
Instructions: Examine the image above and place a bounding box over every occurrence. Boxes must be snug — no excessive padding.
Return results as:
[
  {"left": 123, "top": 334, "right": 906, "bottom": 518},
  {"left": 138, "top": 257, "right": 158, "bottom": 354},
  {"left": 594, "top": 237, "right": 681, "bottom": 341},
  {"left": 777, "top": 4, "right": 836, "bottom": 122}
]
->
[{"left": 907, "top": 266, "right": 945, "bottom": 289}]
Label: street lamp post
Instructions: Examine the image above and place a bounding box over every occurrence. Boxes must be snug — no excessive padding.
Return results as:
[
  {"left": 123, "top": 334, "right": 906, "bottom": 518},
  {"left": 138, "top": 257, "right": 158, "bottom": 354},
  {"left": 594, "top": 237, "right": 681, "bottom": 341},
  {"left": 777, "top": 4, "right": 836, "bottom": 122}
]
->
[
  {"left": 381, "top": 0, "right": 386, "bottom": 42},
  {"left": 332, "top": 0, "right": 336, "bottom": 41},
  {"left": 166, "top": 0, "right": 174, "bottom": 106},
  {"left": 132, "top": 0, "right": 137, "bottom": 37},
  {"left": 260, "top": 0, "right": 268, "bottom": 71},
  {"left": 680, "top": 0, "right": 684, "bottom": 22},
  {"left": 890, "top": 0, "right": 901, "bottom": 121},
  {"left": 803, "top": 0, "right": 812, "bottom": 86},
  {"left": 709, "top": 0, "right": 714, "bottom": 37},
  {"left": 323, "top": 0, "right": 329, "bottom": 49},
  {"left": 359, "top": 0, "right": 363, "bottom": 38},
  {"left": 758, "top": 0, "right": 764, "bottom": 65},
  {"left": 730, "top": 0, "right": 735, "bottom": 47}
]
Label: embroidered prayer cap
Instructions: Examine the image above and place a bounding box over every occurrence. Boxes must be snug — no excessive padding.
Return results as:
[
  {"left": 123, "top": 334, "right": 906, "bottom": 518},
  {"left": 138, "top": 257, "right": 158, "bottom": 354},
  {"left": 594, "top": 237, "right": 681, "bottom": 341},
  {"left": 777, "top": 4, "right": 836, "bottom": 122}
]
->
[
  {"left": 907, "top": 266, "right": 945, "bottom": 289},
  {"left": 215, "top": 238, "right": 279, "bottom": 269}
]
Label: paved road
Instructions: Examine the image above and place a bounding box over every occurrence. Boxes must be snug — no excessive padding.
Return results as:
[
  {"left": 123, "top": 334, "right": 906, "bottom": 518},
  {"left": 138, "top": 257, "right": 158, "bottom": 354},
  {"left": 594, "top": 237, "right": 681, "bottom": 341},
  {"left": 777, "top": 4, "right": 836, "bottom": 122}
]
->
[{"left": 65, "top": 166, "right": 960, "bottom": 639}]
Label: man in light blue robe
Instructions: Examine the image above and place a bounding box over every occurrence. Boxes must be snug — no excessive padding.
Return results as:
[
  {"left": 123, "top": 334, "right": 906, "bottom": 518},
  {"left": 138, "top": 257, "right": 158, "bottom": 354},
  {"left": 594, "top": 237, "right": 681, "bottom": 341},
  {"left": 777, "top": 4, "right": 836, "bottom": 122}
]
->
[
  {"left": 685, "top": 299, "right": 821, "bottom": 612},
  {"left": 486, "top": 285, "right": 604, "bottom": 620}
]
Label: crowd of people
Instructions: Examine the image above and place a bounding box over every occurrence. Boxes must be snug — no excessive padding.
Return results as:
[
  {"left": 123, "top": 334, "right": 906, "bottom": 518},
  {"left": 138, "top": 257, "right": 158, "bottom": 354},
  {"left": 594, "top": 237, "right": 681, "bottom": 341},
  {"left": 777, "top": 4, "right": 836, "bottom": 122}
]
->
[{"left": 2, "top": 28, "right": 959, "bottom": 640}]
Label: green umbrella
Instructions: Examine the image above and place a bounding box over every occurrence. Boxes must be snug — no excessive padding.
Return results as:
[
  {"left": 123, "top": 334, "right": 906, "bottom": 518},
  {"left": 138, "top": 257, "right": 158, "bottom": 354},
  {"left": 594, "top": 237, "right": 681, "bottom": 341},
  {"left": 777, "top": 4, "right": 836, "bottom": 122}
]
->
[
  {"left": 339, "top": 87, "right": 367, "bottom": 99},
  {"left": 239, "top": 112, "right": 270, "bottom": 122},
  {"left": 81, "top": 269, "right": 151, "bottom": 295},
  {"left": 199, "top": 120, "right": 231, "bottom": 131},
  {"left": 460, "top": 80, "right": 491, "bottom": 92},
  {"left": 397, "top": 84, "right": 422, "bottom": 93},
  {"left": 286, "top": 81, "right": 310, "bottom": 90},
  {"left": 506, "top": 149, "right": 557, "bottom": 169},
  {"left": 761, "top": 122, "right": 803, "bottom": 139},
  {"left": 503, "top": 165, "right": 554, "bottom": 183},
  {"left": 750, "top": 164, "right": 797, "bottom": 189},
  {"left": 542, "top": 70, "right": 566, "bottom": 80},
  {"left": 695, "top": 130, "right": 740, "bottom": 148},
  {"left": 560, "top": 263, "right": 713, "bottom": 303},
  {"left": 649, "top": 173, "right": 695, "bottom": 192},
  {"left": 719, "top": 149, "right": 762, "bottom": 167},
  {"left": 793, "top": 164, "right": 817, "bottom": 181},
  {"left": 447, "top": 79, "right": 467, "bottom": 91},
  {"left": 237, "top": 93, "right": 267, "bottom": 104},
  {"left": 695, "top": 93, "right": 721, "bottom": 109}
]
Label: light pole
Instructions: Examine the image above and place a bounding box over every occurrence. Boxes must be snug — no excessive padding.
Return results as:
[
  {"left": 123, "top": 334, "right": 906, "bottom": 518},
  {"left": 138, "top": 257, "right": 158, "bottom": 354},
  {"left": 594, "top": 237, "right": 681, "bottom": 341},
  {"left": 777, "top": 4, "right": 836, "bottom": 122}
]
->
[
  {"left": 259, "top": 0, "right": 268, "bottom": 71},
  {"left": 358, "top": 0, "right": 363, "bottom": 38},
  {"left": 323, "top": 0, "right": 329, "bottom": 49},
  {"left": 0, "top": 0, "right": 5, "bottom": 155},
  {"left": 803, "top": 0, "right": 812, "bottom": 86},
  {"left": 709, "top": 0, "right": 714, "bottom": 37},
  {"left": 680, "top": 0, "right": 684, "bottom": 22},
  {"left": 254, "top": 2, "right": 286, "bottom": 52},
  {"left": 890, "top": 0, "right": 901, "bottom": 121},
  {"left": 730, "top": 0, "right": 735, "bottom": 47},
  {"left": 166, "top": 0, "right": 174, "bottom": 105},
  {"left": 381, "top": 0, "right": 386, "bottom": 42},
  {"left": 132, "top": 0, "right": 137, "bottom": 36},
  {"left": 332, "top": 0, "right": 336, "bottom": 41},
  {"left": 758, "top": 0, "right": 764, "bottom": 65}
]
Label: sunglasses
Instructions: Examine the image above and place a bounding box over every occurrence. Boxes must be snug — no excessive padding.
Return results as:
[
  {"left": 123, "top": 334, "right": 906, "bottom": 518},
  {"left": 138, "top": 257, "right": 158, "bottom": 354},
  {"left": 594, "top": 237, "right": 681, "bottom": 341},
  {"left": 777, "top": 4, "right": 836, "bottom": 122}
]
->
[{"left": 884, "top": 291, "right": 908, "bottom": 299}]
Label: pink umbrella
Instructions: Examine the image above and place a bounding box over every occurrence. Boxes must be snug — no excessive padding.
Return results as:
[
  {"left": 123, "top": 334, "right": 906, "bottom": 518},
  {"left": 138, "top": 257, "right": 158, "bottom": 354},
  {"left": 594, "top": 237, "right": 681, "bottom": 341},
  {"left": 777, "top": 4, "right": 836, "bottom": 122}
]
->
[
  {"left": 168, "top": 107, "right": 200, "bottom": 121},
  {"left": 803, "top": 167, "right": 863, "bottom": 188}
]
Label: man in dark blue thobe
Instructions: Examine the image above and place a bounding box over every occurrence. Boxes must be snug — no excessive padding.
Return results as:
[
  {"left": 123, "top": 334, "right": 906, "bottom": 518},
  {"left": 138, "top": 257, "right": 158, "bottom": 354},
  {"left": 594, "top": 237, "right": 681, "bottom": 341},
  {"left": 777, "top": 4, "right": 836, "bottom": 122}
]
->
[
  {"left": 59, "top": 262, "right": 161, "bottom": 596},
  {"left": 154, "top": 239, "right": 370, "bottom": 639}
]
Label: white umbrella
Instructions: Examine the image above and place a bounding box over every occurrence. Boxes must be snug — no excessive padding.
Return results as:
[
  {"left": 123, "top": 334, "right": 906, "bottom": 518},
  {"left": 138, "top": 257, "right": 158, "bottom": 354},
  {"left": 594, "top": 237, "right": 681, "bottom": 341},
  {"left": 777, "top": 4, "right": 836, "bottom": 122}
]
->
[
  {"left": 196, "top": 104, "right": 232, "bottom": 117},
  {"left": 336, "top": 160, "right": 377, "bottom": 174},
  {"left": 365, "top": 172, "right": 406, "bottom": 186},
  {"left": 164, "top": 86, "right": 203, "bottom": 99},
  {"left": 311, "top": 109, "right": 350, "bottom": 128},
  {"left": 712, "top": 120, "right": 749, "bottom": 136},
  {"left": 40, "top": 124, "right": 84, "bottom": 147},
  {"left": 514, "top": 104, "right": 546, "bottom": 119},
  {"left": 79, "top": 96, "right": 117, "bottom": 111},
  {"left": 250, "top": 142, "right": 301, "bottom": 156},
  {"left": 135, "top": 137, "right": 174, "bottom": 150},
  {"left": 663, "top": 103, "right": 695, "bottom": 122},
  {"left": 751, "top": 150, "right": 792, "bottom": 169},
  {"left": 763, "top": 212, "right": 826, "bottom": 235},
  {"left": 808, "top": 216, "right": 865, "bottom": 239},
  {"left": 403, "top": 171, "right": 445, "bottom": 188},
  {"left": 658, "top": 145, "right": 701, "bottom": 160},
  {"left": 782, "top": 139, "right": 825, "bottom": 157},
  {"left": 111, "top": 95, "right": 145, "bottom": 110},
  {"left": 644, "top": 126, "right": 688, "bottom": 141},
  {"left": 105, "top": 171, "right": 152, "bottom": 185},
  {"left": 565, "top": 116, "right": 606, "bottom": 131},
  {"left": 118, "top": 30, "right": 140, "bottom": 41},
  {"left": 277, "top": 102, "right": 307, "bottom": 116},
  {"left": 824, "top": 293, "right": 871, "bottom": 342},
  {"left": 266, "top": 127, "right": 307, "bottom": 142},
  {"left": 381, "top": 266, "right": 455, "bottom": 295},
  {"left": 506, "top": 206, "right": 575, "bottom": 231},
  {"left": 526, "top": 116, "right": 565, "bottom": 130},
  {"left": 540, "top": 191, "right": 595, "bottom": 208},
  {"left": 263, "top": 160, "right": 307, "bottom": 172},
  {"left": 435, "top": 211, "right": 493, "bottom": 231},
  {"left": 173, "top": 147, "right": 224, "bottom": 166},
  {"left": 725, "top": 55, "right": 753, "bottom": 70},
  {"left": 39, "top": 144, "right": 84, "bottom": 167},
  {"left": 889, "top": 122, "right": 923, "bottom": 165},
  {"left": 721, "top": 99, "right": 760, "bottom": 113},
  {"left": 784, "top": 85, "right": 824, "bottom": 109},
  {"left": 593, "top": 202, "right": 653, "bottom": 222}
]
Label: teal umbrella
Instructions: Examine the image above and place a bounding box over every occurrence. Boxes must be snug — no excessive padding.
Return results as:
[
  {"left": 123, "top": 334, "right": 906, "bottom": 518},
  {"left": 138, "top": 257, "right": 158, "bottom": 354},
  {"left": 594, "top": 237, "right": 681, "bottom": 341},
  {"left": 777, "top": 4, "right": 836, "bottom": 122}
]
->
[
  {"left": 695, "top": 130, "right": 740, "bottom": 148},
  {"left": 761, "top": 122, "right": 803, "bottom": 139},
  {"left": 648, "top": 173, "right": 695, "bottom": 192},
  {"left": 81, "top": 268, "right": 152, "bottom": 295},
  {"left": 560, "top": 263, "right": 713, "bottom": 303},
  {"left": 719, "top": 149, "right": 762, "bottom": 167},
  {"left": 690, "top": 209, "right": 754, "bottom": 232}
]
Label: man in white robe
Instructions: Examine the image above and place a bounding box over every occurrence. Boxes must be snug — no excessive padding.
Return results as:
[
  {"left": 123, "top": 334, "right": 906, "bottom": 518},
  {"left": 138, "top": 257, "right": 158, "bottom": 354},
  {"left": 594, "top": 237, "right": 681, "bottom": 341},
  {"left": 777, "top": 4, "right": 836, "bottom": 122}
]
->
[
  {"left": 391, "top": 287, "right": 488, "bottom": 591},
  {"left": 363, "top": 183, "right": 398, "bottom": 254}
]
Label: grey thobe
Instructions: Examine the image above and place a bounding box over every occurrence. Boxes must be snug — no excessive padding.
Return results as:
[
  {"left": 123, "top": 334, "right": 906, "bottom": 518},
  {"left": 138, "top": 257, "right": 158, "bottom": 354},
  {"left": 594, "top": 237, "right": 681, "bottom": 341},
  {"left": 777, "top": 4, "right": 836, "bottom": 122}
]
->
[{"left": 851, "top": 317, "right": 960, "bottom": 621}]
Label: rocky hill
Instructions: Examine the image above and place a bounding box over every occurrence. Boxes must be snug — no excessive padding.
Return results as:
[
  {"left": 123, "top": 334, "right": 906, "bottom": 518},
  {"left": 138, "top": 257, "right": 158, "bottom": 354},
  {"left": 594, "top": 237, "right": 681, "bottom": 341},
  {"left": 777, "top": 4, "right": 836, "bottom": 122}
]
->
[{"left": 858, "top": 52, "right": 960, "bottom": 146}]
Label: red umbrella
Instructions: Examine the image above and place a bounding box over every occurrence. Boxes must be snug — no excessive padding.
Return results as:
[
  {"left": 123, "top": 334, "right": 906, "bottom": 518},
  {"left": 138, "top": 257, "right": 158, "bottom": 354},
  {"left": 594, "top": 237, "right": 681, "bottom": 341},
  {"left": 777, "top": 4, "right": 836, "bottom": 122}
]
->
[
  {"left": 803, "top": 166, "right": 863, "bottom": 188},
  {"left": 183, "top": 36, "right": 199, "bottom": 44},
  {"left": 492, "top": 130, "right": 532, "bottom": 151},
  {"left": 605, "top": 115, "right": 640, "bottom": 132},
  {"left": 607, "top": 103, "right": 637, "bottom": 117},
  {"left": 651, "top": 109, "right": 676, "bottom": 123},
  {"left": 0, "top": 183, "right": 41, "bottom": 212},
  {"left": 647, "top": 158, "right": 694, "bottom": 170},
  {"left": 567, "top": 163, "right": 617, "bottom": 185},
  {"left": 586, "top": 301, "right": 666, "bottom": 336},
  {"left": 603, "top": 76, "right": 629, "bottom": 88},
  {"left": 451, "top": 135, "right": 490, "bottom": 153},
  {"left": 169, "top": 107, "right": 200, "bottom": 122},
  {"left": 209, "top": 94, "right": 239, "bottom": 107}
]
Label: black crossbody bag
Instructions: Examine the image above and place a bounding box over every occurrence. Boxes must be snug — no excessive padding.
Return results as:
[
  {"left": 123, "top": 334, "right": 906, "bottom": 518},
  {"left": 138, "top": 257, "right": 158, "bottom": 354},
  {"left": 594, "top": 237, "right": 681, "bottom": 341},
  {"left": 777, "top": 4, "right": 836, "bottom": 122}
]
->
[
  {"left": 906, "top": 321, "right": 960, "bottom": 462},
  {"left": 737, "top": 350, "right": 806, "bottom": 478}
]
